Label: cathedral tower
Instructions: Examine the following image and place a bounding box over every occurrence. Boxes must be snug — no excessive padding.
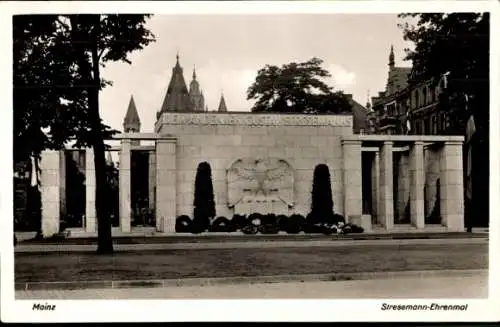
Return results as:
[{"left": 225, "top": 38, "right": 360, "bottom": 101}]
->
[
  {"left": 388, "top": 44, "right": 395, "bottom": 69},
  {"left": 189, "top": 66, "right": 205, "bottom": 112},
  {"left": 159, "top": 53, "right": 194, "bottom": 114}
]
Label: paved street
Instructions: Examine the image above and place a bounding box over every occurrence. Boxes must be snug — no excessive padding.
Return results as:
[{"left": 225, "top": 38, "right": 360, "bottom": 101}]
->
[{"left": 16, "top": 274, "right": 488, "bottom": 299}]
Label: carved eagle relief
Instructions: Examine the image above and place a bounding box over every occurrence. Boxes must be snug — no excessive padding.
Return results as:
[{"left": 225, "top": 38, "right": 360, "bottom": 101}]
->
[{"left": 227, "top": 158, "right": 294, "bottom": 208}]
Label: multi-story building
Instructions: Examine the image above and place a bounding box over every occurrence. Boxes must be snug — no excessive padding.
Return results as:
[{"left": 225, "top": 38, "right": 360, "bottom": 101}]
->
[{"left": 369, "top": 46, "right": 452, "bottom": 136}]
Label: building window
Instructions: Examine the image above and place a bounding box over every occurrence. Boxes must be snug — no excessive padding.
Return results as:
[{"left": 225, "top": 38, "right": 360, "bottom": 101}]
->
[{"left": 423, "top": 86, "right": 428, "bottom": 106}]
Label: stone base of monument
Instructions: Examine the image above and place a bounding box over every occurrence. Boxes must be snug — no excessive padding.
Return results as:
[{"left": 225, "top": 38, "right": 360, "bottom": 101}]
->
[
  {"left": 234, "top": 195, "right": 289, "bottom": 216},
  {"left": 348, "top": 214, "right": 372, "bottom": 232}
]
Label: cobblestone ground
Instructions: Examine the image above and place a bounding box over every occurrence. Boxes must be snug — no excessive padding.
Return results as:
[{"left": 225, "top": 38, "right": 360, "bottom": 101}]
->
[{"left": 15, "top": 275, "right": 488, "bottom": 299}]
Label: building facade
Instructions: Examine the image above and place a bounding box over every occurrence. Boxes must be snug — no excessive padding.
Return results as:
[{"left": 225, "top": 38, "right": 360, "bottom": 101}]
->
[
  {"left": 369, "top": 46, "right": 451, "bottom": 136},
  {"left": 15, "top": 54, "right": 467, "bottom": 237}
]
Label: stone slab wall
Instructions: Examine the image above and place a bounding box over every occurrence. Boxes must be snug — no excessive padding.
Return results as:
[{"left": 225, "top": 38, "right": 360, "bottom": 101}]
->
[
  {"left": 156, "top": 113, "right": 353, "bottom": 219},
  {"left": 396, "top": 152, "right": 410, "bottom": 223},
  {"left": 424, "top": 147, "right": 441, "bottom": 219}
]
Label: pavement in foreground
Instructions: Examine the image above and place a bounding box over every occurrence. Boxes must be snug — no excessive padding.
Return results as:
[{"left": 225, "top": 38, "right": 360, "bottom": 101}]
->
[{"left": 16, "top": 274, "right": 488, "bottom": 299}]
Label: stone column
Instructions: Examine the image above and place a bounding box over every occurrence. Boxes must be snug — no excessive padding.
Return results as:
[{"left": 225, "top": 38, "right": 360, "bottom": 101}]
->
[
  {"left": 85, "top": 148, "right": 96, "bottom": 232},
  {"left": 396, "top": 153, "right": 410, "bottom": 222},
  {"left": 379, "top": 141, "right": 394, "bottom": 230},
  {"left": 371, "top": 152, "right": 379, "bottom": 224},
  {"left": 119, "top": 139, "right": 132, "bottom": 233},
  {"left": 40, "top": 150, "right": 62, "bottom": 237},
  {"left": 409, "top": 141, "right": 425, "bottom": 229},
  {"left": 342, "top": 140, "right": 362, "bottom": 222},
  {"left": 148, "top": 151, "right": 156, "bottom": 211},
  {"left": 59, "top": 150, "right": 67, "bottom": 223},
  {"left": 440, "top": 141, "right": 464, "bottom": 231},
  {"left": 156, "top": 138, "right": 177, "bottom": 233}
]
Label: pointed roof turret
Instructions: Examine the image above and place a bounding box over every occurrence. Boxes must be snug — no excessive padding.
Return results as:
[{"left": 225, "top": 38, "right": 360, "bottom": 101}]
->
[
  {"left": 388, "top": 44, "right": 395, "bottom": 68},
  {"left": 123, "top": 95, "right": 141, "bottom": 132},
  {"left": 218, "top": 92, "right": 228, "bottom": 112},
  {"left": 159, "top": 53, "right": 194, "bottom": 113},
  {"left": 189, "top": 65, "right": 205, "bottom": 111}
]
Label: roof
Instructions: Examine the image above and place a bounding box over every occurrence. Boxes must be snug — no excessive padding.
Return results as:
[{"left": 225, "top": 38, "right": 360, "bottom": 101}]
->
[
  {"left": 159, "top": 54, "right": 194, "bottom": 113},
  {"left": 347, "top": 97, "right": 370, "bottom": 134},
  {"left": 218, "top": 94, "right": 228, "bottom": 112},
  {"left": 123, "top": 96, "right": 141, "bottom": 129}
]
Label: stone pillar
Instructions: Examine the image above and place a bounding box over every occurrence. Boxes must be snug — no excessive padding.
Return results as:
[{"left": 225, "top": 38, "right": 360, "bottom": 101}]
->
[
  {"left": 85, "top": 148, "right": 96, "bottom": 232},
  {"left": 440, "top": 141, "right": 464, "bottom": 231},
  {"left": 119, "top": 139, "right": 132, "bottom": 233},
  {"left": 59, "top": 151, "right": 67, "bottom": 222},
  {"left": 409, "top": 141, "right": 425, "bottom": 229},
  {"left": 396, "top": 153, "right": 410, "bottom": 222},
  {"left": 371, "top": 152, "right": 379, "bottom": 224},
  {"left": 148, "top": 151, "right": 156, "bottom": 211},
  {"left": 342, "top": 140, "right": 362, "bottom": 222},
  {"left": 40, "top": 150, "right": 62, "bottom": 237},
  {"left": 156, "top": 138, "right": 177, "bottom": 233},
  {"left": 379, "top": 141, "right": 394, "bottom": 230}
]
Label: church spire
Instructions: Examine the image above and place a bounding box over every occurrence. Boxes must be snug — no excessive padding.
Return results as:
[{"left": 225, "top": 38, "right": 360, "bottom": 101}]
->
[
  {"left": 189, "top": 64, "right": 204, "bottom": 111},
  {"left": 123, "top": 95, "right": 141, "bottom": 132},
  {"left": 389, "top": 44, "right": 395, "bottom": 68},
  {"left": 218, "top": 92, "right": 228, "bottom": 112},
  {"left": 159, "top": 52, "right": 194, "bottom": 113}
]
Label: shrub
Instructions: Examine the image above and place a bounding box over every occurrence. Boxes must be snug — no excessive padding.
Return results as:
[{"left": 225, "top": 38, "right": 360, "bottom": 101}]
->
[
  {"left": 175, "top": 215, "right": 192, "bottom": 233},
  {"left": 231, "top": 214, "right": 248, "bottom": 231},
  {"left": 193, "top": 162, "right": 216, "bottom": 232},
  {"left": 333, "top": 214, "right": 346, "bottom": 225},
  {"left": 310, "top": 164, "right": 334, "bottom": 225},
  {"left": 209, "top": 216, "right": 234, "bottom": 232},
  {"left": 261, "top": 213, "right": 277, "bottom": 226},
  {"left": 348, "top": 224, "right": 364, "bottom": 233},
  {"left": 303, "top": 213, "right": 324, "bottom": 234},
  {"left": 259, "top": 213, "right": 279, "bottom": 234},
  {"left": 276, "top": 214, "right": 289, "bottom": 232},
  {"left": 241, "top": 224, "right": 258, "bottom": 234},
  {"left": 286, "top": 214, "right": 306, "bottom": 234},
  {"left": 248, "top": 213, "right": 264, "bottom": 227}
]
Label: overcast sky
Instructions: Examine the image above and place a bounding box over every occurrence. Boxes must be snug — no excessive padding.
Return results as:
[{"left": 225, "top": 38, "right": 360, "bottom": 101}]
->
[{"left": 100, "top": 14, "right": 413, "bottom": 133}]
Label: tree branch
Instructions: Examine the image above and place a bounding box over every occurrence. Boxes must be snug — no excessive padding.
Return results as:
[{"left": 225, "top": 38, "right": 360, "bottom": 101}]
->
[{"left": 98, "top": 48, "right": 106, "bottom": 60}]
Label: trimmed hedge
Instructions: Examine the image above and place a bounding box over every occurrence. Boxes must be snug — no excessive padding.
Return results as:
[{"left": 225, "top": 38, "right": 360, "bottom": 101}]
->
[
  {"left": 310, "top": 164, "right": 334, "bottom": 225},
  {"left": 193, "top": 162, "right": 216, "bottom": 233}
]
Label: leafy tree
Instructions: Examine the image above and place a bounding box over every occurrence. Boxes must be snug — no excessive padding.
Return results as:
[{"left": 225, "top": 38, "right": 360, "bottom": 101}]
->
[
  {"left": 193, "top": 162, "right": 216, "bottom": 233},
  {"left": 310, "top": 164, "right": 334, "bottom": 224},
  {"left": 247, "top": 57, "right": 352, "bottom": 114},
  {"left": 398, "top": 13, "right": 489, "bottom": 228},
  {"left": 13, "top": 15, "right": 155, "bottom": 253}
]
